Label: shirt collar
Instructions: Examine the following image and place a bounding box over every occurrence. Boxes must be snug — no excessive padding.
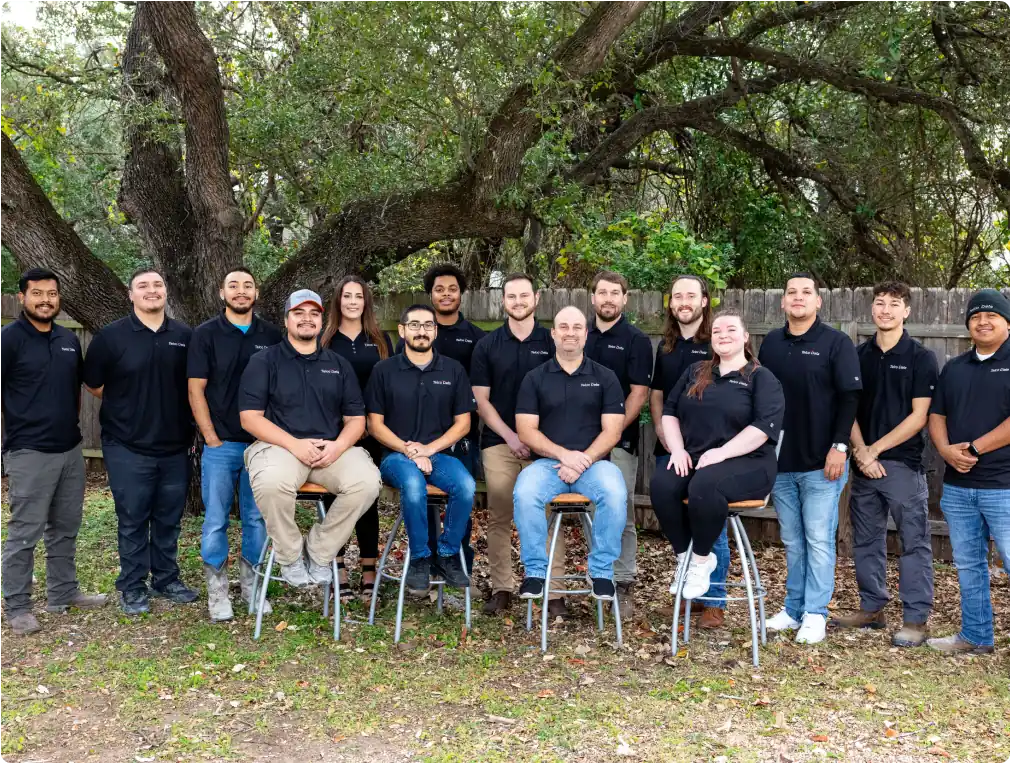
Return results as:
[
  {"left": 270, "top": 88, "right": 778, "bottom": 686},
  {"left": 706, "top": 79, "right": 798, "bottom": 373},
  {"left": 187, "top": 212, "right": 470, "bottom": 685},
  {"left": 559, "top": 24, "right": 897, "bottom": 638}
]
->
[
  {"left": 970, "top": 336, "right": 1010, "bottom": 363},
  {"left": 547, "top": 355, "right": 591, "bottom": 376},
  {"left": 502, "top": 320, "right": 548, "bottom": 342},
  {"left": 872, "top": 329, "right": 911, "bottom": 356},
  {"left": 16, "top": 314, "right": 56, "bottom": 340},
  {"left": 216, "top": 311, "right": 259, "bottom": 335},
  {"left": 591, "top": 313, "right": 627, "bottom": 335},
  {"left": 784, "top": 316, "right": 824, "bottom": 341},
  {"left": 437, "top": 312, "right": 467, "bottom": 332},
  {"left": 396, "top": 349, "right": 443, "bottom": 372},
  {"left": 129, "top": 309, "right": 169, "bottom": 333},
  {"left": 279, "top": 336, "right": 321, "bottom": 361},
  {"left": 711, "top": 361, "right": 755, "bottom": 381}
]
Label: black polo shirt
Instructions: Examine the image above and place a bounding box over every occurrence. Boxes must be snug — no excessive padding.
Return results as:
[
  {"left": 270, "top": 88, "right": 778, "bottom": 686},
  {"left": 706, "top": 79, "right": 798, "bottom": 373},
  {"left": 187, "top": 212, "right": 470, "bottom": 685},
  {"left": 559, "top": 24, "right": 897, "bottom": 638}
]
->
[
  {"left": 515, "top": 356, "right": 625, "bottom": 454},
  {"left": 1, "top": 316, "right": 83, "bottom": 453},
  {"left": 929, "top": 338, "right": 1010, "bottom": 489},
  {"left": 470, "top": 321, "right": 554, "bottom": 450},
  {"left": 757, "top": 317, "right": 862, "bottom": 473},
  {"left": 327, "top": 329, "right": 395, "bottom": 392},
  {"left": 82, "top": 311, "right": 193, "bottom": 457},
  {"left": 585, "top": 314, "right": 653, "bottom": 454},
  {"left": 856, "top": 331, "right": 938, "bottom": 472},
  {"left": 365, "top": 350, "right": 476, "bottom": 450},
  {"left": 663, "top": 361, "right": 784, "bottom": 461},
  {"left": 187, "top": 313, "right": 283, "bottom": 443},
  {"left": 651, "top": 335, "right": 712, "bottom": 456},
  {"left": 239, "top": 339, "right": 364, "bottom": 441}
]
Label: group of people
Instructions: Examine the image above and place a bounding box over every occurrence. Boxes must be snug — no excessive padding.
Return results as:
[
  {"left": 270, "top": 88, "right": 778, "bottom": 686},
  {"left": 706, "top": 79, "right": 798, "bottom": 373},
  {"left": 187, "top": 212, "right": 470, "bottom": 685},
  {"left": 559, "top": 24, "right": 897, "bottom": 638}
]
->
[{"left": 3, "top": 263, "right": 1008, "bottom": 658}]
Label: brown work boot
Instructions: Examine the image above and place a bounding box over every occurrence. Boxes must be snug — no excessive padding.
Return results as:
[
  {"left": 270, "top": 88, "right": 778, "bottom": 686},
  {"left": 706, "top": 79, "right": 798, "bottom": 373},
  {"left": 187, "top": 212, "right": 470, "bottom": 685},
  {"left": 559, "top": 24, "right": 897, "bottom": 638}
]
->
[
  {"left": 831, "top": 609, "right": 887, "bottom": 629},
  {"left": 616, "top": 583, "right": 634, "bottom": 623},
  {"left": 690, "top": 600, "right": 705, "bottom": 615},
  {"left": 926, "top": 634, "right": 994, "bottom": 655},
  {"left": 46, "top": 591, "right": 109, "bottom": 614},
  {"left": 8, "top": 611, "right": 42, "bottom": 636},
  {"left": 891, "top": 621, "right": 928, "bottom": 648},
  {"left": 481, "top": 590, "right": 512, "bottom": 615},
  {"left": 547, "top": 597, "right": 568, "bottom": 621},
  {"left": 698, "top": 607, "right": 725, "bottom": 629}
]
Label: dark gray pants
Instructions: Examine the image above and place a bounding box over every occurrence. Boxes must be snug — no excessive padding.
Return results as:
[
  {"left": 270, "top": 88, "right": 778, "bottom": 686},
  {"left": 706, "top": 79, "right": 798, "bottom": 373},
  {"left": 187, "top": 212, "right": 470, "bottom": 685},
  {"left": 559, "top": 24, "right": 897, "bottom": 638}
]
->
[
  {"left": 2, "top": 446, "right": 86, "bottom": 614},
  {"left": 849, "top": 461, "right": 933, "bottom": 623}
]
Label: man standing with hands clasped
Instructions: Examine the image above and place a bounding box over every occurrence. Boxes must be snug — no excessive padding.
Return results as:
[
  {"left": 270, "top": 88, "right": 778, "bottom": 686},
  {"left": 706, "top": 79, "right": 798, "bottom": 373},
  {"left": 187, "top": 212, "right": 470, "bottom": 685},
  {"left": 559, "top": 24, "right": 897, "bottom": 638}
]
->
[{"left": 926, "top": 289, "right": 1010, "bottom": 655}]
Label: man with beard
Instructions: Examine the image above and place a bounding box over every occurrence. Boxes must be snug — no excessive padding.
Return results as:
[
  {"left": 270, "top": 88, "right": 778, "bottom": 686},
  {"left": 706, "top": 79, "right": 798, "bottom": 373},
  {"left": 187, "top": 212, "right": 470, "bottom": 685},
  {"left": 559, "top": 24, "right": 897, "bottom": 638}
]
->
[
  {"left": 366, "top": 305, "right": 477, "bottom": 593},
  {"left": 650, "top": 275, "right": 730, "bottom": 629},
  {"left": 188, "top": 267, "right": 283, "bottom": 621},
  {"left": 84, "top": 268, "right": 197, "bottom": 615},
  {"left": 2, "top": 269, "right": 108, "bottom": 636},
  {"left": 239, "top": 290, "right": 381, "bottom": 588},
  {"left": 470, "top": 273, "right": 554, "bottom": 614},
  {"left": 585, "top": 272, "right": 653, "bottom": 621}
]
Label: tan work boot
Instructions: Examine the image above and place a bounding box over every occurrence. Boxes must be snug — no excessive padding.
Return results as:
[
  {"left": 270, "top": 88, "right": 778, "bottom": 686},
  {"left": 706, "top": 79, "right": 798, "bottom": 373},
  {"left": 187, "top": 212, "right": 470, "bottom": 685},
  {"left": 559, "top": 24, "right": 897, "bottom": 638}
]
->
[
  {"left": 482, "top": 591, "right": 512, "bottom": 615},
  {"left": 616, "top": 582, "right": 634, "bottom": 623},
  {"left": 698, "top": 607, "right": 725, "bottom": 629},
  {"left": 926, "top": 633, "right": 994, "bottom": 655},
  {"left": 46, "top": 591, "right": 108, "bottom": 613},
  {"left": 205, "top": 564, "right": 234, "bottom": 623},
  {"left": 891, "top": 621, "right": 928, "bottom": 648},
  {"left": 831, "top": 609, "right": 887, "bottom": 629},
  {"left": 239, "top": 558, "right": 272, "bottom": 615},
  {"left": 8, "top": 611, "right": 42, "bottom": 636}
]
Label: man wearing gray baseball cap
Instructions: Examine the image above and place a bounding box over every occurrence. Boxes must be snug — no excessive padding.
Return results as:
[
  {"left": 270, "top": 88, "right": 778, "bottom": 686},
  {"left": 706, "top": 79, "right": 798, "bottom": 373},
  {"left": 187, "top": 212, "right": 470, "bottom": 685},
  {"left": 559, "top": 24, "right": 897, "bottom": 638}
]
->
[{"left": 236, "top": 289, "right": 381, "bottom": 588}]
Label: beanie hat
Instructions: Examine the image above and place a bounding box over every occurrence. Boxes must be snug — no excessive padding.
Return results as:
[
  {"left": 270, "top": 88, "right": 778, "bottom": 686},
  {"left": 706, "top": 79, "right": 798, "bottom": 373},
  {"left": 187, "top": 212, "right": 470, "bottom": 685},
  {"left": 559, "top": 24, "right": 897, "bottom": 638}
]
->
[{"left": 965, "top": 289, "right": 1010, "bottom": 328}]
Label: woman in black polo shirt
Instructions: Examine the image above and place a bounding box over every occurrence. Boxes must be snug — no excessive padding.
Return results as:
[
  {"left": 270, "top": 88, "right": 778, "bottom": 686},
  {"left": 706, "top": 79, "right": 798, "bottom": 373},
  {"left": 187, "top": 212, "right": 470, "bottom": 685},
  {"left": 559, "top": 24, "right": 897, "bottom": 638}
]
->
[
  {"left": 650, "top": 311, "right": 785, "bottom": 600},
  {"left": 321, "top": 276, "right": 394, "bottom": 600}
]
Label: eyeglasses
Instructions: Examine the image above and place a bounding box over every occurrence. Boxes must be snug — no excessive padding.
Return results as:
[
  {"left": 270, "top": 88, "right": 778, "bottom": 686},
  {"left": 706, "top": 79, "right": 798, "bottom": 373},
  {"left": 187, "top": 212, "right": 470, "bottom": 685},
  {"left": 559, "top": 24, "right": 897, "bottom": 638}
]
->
[{"left": 402, "top": 321, "right": 436, "bottom": 332}]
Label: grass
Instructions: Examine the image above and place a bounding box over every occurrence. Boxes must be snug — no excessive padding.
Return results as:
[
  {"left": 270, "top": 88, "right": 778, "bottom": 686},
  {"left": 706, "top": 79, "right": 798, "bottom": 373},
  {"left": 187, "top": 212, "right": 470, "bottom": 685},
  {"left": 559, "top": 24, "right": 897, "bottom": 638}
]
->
[{"left": 1, "top": 482, "right": 1008, "bottom": 762}]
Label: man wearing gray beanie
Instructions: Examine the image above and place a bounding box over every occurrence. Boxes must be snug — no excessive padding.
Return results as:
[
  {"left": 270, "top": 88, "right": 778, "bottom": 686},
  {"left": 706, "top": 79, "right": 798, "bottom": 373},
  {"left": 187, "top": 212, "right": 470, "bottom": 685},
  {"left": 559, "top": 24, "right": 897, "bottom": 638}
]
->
[{"left": 927, "top": 288, "right": 1010, "bottom": 654}]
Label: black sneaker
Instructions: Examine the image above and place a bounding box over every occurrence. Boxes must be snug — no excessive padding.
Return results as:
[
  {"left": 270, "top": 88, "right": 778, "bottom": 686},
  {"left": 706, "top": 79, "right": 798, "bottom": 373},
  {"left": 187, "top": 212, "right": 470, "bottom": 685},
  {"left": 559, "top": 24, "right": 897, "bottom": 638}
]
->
[
  {"left": 151, "top": 580, "right": 198, "bottom": 604},
  {"left": 589, "top": 576, "right": 616, "bottom": 601},
  {"left": 405, "top": 558, "right": 432, "bottom": 595},
  {"left": 519, "top": 577, "right": 545, "bottom": 599},
  {"left": 434, "top": 554, "right": 470, "bottom": 589},
  {"left": 121, "top": 589, "right": 150, "bottom": 615}
]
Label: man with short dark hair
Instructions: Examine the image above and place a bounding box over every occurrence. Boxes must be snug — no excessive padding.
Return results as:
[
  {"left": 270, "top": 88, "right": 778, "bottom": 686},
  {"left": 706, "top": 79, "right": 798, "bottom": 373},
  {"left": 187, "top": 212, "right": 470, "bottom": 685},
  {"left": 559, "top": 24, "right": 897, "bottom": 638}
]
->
[
  {"left": 586, "top": 271, "right": 653, "bottom": 621},
  {"left": 83, "top": 268, "right": 196, "bottom": 615},
  {"left": 188, "top": 267, "right": 283, "bottom": 621},
  {"left": 2, "top": 269, "right": 108, "bottom": 635},
  {"left": 758, "top": 273, "right": 862, "bottom": 645},
  {"left": 367, "top": 304, "right": 477, "bottom": 594},
  {"left": 471, "top": 273, "right": 554, "bottom": 614},
  {"left": 927, "top": 289, "right": 1010, "bottom": 655},
  {"left": 834, "top": 282, "right": 938, "bottom": 647}
]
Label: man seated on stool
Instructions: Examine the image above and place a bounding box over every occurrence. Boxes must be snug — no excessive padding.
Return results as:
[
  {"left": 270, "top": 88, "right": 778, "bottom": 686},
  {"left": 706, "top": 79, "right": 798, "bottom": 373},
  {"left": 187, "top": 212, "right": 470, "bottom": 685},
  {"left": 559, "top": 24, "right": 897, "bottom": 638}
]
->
[
  {"left": 239, "top": 289, "right": 381, "bottom": 588},
  {"left": 364, "top": 304, "right": 477, "bottom": 595},
  {"left": 512, "top": 306, "right": 628, "bottom": 602}
]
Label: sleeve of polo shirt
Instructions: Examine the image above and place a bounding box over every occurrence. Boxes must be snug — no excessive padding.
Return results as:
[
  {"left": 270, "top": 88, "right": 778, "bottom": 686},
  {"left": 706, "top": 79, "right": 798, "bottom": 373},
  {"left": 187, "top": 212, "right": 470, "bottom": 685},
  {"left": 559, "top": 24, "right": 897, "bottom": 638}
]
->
[
  {"left": 0, "top": 327, "right": 17, "bottom": 379},
  {"left": 831, "top": 335, "right": 863, "bottom": 392},
  {"left": 650, "top": 342, "right": 665, "bottom": 391},
  {"left": 82, "top": 329, "right": 110, "bottom": 389},
  {"left": 453, "top": 365, "right": 477, "bottom": 415},
  {"left": 73, "top": 333, "right": 84, "bottom": 383},
  {"left": 913, "top": 348, "right": 940, "bottom": 399},
  {"left": 364, "top": 363, "right": 387, "bottom": 415},
  {"left": 186, "top": 328, "right": 211, "bottom": 379},
  {"left": 600, "top": 368, "right": 626, "bottom": 415},
  {"left": 750, "top": 368, "right": 785, "bottom": 442},
  {"left": 628, "top": 332, "right": 653, "bottom": 387},
  {"left": 662, "top": 365, "right": 693, "bottom": 417},
  {"left": 238, "top": 353, "right": 270, "bottom": 412},
  {"left": 339, "top": 359, "right": 366, "bottom": 417},
  {"left": 928, "top": 364, "right": 951, "bottom": 416},
  {"left": 469, "top": 336, "right": 491, "bottom": 388},
  {"left": 514, "top": 371, "right": 540, "bottom": 417}
]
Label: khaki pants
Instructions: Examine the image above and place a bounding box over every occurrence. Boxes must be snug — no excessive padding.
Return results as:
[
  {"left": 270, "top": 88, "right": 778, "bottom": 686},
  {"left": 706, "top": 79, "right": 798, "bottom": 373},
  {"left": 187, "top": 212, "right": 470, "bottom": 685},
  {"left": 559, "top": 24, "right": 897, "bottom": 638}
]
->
[
  {"left": 245, "top": 442, "right": 381, "bottom": 566},
  {"left": 610, "top": 447, "right": 639, "bottom": 584}
]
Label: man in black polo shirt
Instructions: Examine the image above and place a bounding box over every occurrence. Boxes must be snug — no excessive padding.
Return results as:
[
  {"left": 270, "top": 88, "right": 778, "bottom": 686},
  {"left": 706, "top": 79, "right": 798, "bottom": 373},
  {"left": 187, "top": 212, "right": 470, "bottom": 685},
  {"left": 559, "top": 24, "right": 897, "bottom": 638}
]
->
[
  {"left": 833, "top": 282, "right": 938, "bottom": 647},
  {"left": 757, "top": 273, "right": 862, "bottom": 645},
  {"left": 585, "top": 271, "right": 653, "bottom": 619},
  {"left": 188, "top": 267, "right": 283, "bottom": 621},
  {"left": 926, "top": 289, "right": 1010, "bottom": 655},
  {"left": 239, "top": 290, "right": 381, "bottom": 589},
  {"left": 366, "top": 304, "right": 477, "bottom": 593},
  {"left": 83, "top": 268, "right": 197, "bottom": 615},
  {"left": 2, "top": 268, "right": 107, "bottom": 636},
  {"left": 470, "top": 273, "right": 553, "bottom": 614},
  {"left": 513, "top": 306, "right": 627, "bottom": 602}
]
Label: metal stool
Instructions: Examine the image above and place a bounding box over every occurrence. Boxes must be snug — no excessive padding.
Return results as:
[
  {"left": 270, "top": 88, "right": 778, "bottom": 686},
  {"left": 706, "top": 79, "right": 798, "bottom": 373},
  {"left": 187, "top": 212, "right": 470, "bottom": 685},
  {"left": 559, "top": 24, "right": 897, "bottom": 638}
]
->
[
  {"left": 249, "top": 482, "right": 341, "bottom": 641},
  {"left": 368, "top": 484, "right": 472, "bottom": 643},
  {"left": 525, "top": 493, "right": 623, "bottom": 652}
]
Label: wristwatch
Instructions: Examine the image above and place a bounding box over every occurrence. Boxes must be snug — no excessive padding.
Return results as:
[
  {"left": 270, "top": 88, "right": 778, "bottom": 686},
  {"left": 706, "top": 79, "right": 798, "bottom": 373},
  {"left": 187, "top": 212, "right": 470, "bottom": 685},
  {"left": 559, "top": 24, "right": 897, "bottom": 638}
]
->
[
  {"left": 967, "top": 442, "right": 981, "bottom": 457},
  {"left": 832, "top": 443, "right": 849, "bottom": 454}
]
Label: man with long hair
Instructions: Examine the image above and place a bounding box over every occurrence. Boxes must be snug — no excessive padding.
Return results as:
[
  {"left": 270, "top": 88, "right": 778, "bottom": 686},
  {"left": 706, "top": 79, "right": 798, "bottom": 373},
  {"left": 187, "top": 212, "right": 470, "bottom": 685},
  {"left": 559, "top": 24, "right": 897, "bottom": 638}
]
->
[
  {"left": 650, "top": 275, "right": 730, "bottom": 629},
  {"left": 188, "top": 267, "right": 282, "bottom": 621}
]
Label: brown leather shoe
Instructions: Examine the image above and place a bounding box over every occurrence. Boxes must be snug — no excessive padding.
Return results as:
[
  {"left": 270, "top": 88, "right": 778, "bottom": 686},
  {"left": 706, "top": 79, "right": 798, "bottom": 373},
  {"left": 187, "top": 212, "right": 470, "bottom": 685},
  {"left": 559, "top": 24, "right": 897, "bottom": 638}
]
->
[
  {"left": 690, "top": 600, "right": 705, "bottom": 614},
  {"left": 547, "top": 597, "right": 568, "bottom": 621},
  {"left": 9, "top": 611, "right": 42, "bottom": 636},
  {"left": 926, "top": 634, "right": 994, "bottom": 655},
  {"left": 481, "top": 590, "right": 512, "bottom": 615},
  {"left": 698, "top": 607, "right": 725, "bottom": 629},
  {"left": 46, "top": 591, "right": 109, "bottom": 614},
  {"left": 892, "top": 621, "right": 928, "bottom": 648},
  {"left": 616, "top": 583, "right": 634, "bottom": 623},
  {"left": 831, "top": 609, "right": 887, "bottom": 629}
]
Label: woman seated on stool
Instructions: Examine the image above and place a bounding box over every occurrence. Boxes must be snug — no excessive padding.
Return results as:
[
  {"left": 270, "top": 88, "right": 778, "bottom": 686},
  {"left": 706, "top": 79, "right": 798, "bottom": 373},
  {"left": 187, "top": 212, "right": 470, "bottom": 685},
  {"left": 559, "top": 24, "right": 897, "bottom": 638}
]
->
[{"left": 650, "top": 310, "right": 785, "bottom": 599}]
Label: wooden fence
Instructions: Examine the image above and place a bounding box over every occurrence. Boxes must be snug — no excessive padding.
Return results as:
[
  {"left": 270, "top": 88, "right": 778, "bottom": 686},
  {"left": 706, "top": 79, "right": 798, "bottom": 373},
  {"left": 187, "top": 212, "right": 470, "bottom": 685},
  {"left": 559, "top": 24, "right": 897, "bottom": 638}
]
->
[{"left": 5, "top": 287, "right": 1009, "bottom": 561}]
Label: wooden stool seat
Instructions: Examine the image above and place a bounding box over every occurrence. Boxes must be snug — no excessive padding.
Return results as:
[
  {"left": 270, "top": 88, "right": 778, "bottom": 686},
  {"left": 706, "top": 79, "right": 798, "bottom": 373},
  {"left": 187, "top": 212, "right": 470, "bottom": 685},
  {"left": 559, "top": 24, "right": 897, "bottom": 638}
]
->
[
  {"left": 550, "top": 493, "right": 591, "bottom": 506},
  {"left": 426, "top": 484, "right": 447, "bottom": 497},
  {"left": 682, "top": 498, "right": 767, "bottom": 510},
  {"left": 297, "top": 482, "right": 329, "bottom": 495}
]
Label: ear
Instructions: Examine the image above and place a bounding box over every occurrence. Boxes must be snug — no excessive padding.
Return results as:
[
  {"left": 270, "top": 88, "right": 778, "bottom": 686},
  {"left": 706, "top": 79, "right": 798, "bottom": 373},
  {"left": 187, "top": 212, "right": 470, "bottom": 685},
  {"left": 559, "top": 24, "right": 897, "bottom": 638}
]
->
[{"left": 398, "top": 324, "right": 406, "bottom": 339}]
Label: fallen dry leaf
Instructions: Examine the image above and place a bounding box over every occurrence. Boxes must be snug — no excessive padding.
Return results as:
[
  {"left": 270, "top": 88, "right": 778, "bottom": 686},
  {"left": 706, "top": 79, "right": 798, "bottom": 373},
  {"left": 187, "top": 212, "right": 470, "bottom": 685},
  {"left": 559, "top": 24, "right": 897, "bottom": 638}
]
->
[
  {"left": 810, "top": 734, "right": 829, "bottom": 743},
  {"left": 926, "top": 748, "right": 952, "bottom": 759},
  {"left": 884, "top": 728, "right": 898, "bottom": 738},
  {"left": 274, "top": 620, "right": 288, "bottom": 631},
  {"left": 537, "top": 689, "right": 555, "bottom": 698},
  {"left": 864, "top": 683, "right": 877, "bottom": 695}
]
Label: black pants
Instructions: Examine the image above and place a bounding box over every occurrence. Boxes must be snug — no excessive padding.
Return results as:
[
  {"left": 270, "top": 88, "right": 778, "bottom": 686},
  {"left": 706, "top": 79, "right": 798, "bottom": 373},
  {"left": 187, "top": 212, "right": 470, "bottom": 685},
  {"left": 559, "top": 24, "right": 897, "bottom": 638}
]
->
[
  {"left": 650, "top": 454, "right": 776, "bottom": 556},
  {"left": 103, "top": 442, "right": 189, "bottom": 594},
  {"left": 326, "top": 437, "right": 382, "bottom": 560}
]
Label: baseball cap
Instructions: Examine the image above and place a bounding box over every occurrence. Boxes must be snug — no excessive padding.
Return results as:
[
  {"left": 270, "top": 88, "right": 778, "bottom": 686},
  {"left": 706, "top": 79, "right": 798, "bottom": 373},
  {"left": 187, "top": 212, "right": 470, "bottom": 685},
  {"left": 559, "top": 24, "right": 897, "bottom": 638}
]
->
[{"left": 284, "top": 289, "right": 324, "bottom": 313}]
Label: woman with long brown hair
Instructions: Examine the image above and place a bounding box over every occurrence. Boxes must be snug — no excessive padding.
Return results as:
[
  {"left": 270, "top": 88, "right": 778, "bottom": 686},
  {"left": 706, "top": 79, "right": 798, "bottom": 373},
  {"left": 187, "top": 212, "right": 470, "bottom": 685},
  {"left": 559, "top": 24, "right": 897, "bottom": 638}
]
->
[
  {"left": 649, "top": 310, "right": 785, "bottom": 600},
  {"left": 321, "top": 275, "right": 393, "bottom": 600}
]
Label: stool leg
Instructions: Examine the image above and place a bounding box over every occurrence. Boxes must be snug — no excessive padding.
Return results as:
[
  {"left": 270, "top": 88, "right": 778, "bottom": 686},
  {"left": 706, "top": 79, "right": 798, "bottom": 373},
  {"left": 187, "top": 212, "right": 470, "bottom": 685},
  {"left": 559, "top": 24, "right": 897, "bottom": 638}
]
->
[
  {"left": 460, "top": 546, "right": 471, "bottom": 630},
  {"left": 737, "top": 515, "right": 767, "bottom": 645},
  {"left": 671, "top": 540, "right": 693, "bottom": 656},
  {"left": 394, "top": 544, "right": 410, "bottom": 644},
  {"left": 730, "top": 516, "right": 760, "bottom": 667},
  {"left": 254, "top": 543, "right": 274, "bottom": 641},
  {"left": 541, "top": 511, "right": 563, "bottom": 653},
  {"left": 369, "top": 512, "right": 403, "bottom": 626},
  {"left": 597, "top": 598, "right": 604, "bottom": 632},
  {"left": 331, "top": 556, "right": 341, "bottom": 641},
  {"left": 526, "top": 598, "right": 533, "bottom": 632},
  {"left": 437, "top": 584, "right": 444, "bottom": 614},
  {"left": 248, "top": 535, "right": 270, "bottom": 615},
  {"left": 612, "top": 593, "right": 623, "bottom": 647},
  {"left": 683, "top": 596, "right": 691, "bottom": 643},
  {"left": 317, "top": 500, "right": 331, "bottom": 620}
]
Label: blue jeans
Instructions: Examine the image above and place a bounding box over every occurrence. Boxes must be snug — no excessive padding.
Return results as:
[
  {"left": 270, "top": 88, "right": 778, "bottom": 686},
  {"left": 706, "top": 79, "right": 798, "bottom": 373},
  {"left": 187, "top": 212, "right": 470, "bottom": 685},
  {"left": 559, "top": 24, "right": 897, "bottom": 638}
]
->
[
  {"left": 379, "top": 452, "right": 476, "bottom": 560},
  {"left": 200, "top": 441, "right": 265, "bottom": 570},
  {"left": 655, "top": 454, "right": 730, "bottom": 608},
  {"left": 773, "top": 463, "right": 848, "bottom": 620},
  {"left": 512, "top": 459, "right": 626, "bottom": 580},
  {"left": 940, "top": 485, "right": 1010, "bottom": 647}
]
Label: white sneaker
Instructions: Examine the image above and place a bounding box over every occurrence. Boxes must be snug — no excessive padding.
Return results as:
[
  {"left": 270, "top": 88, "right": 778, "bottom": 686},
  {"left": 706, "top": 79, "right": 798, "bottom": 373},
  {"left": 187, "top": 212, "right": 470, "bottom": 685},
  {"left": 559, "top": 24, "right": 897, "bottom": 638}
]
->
[
  {"left": 766, "top": 609, "right": 801, "bottom": 632},
  {"left": 681, "top": 553, "right": 717, "bottom": 599},
  {"left": 306, "top": 555, "right": 333, "bottom": 585},
  {"left": 280, "top": 557, "right": 312, "bottom": 588},
  {"left": 669, "top": 552, "right": 688, "bottom": 594},
  {"left": 795, "top": 613, "right": 827, "bottom": 644}
]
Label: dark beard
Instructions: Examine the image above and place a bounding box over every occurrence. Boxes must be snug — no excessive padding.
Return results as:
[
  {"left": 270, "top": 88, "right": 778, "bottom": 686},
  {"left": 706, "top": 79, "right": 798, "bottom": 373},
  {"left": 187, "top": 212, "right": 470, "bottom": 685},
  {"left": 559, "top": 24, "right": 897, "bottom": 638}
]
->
[
  {"left": 434, "top": 302, "right": 458, "bottom": 316},
  {"left": 675, "top": 306, "right": 702, "bottom": 326},
  {"left": 594, "top": 305, "right": 619, "bottom": 321},
  {"left": 406, "top": 336, "right": 432, "bottom": 352},
  {"left": 23, "top": 304, "right": 56, "bottom": 323},
  {"left": 506, "top": 305, "right": 535, "bottom": 322},
  {"left": 226, "top": 300, "right": 254, "bottom": 315}
]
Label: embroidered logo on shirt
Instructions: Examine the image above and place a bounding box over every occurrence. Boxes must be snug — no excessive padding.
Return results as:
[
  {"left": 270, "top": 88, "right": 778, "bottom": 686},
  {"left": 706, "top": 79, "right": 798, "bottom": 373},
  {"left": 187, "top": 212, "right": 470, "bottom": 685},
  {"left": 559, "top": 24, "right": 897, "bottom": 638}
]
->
[
  {"left": 168, "top": 341, "right": 187, "bottom": 348},
  {"left": 801, "top": 350, "right": 820, "bottom": 356},
  {"left": 607, "top": 344, "right": 625, "bottom": 351},
  {"left": 889, "top": 365, "right": 908, "bottom": 370},
  {"left": 580, "top": 382, "right": 601, "bottom": 388},
  {"left": 254, "top": 344, "right": 269, "bottom": 350},
  {"left": 530, "top": 350, "right": 550, "bottom": 355},
  {"left": 728, "top": 379, "right": 748, "bottom": 387},
  {"left": 456, "top": 338, "right": 473, "bottom": 344},
  {"left": 991, "top": 367, "right": 1009, "bottom": 373},
  {"left": 690, "top": 349, "right": 708, "bottom": 355},
  {"left": 319, "top": 368, "right": 340, "bottom": 374},
  {"left": 431, "top": 380, "right": 452, "bottom": 385},
  {"left": 60, "top": 346, "right": 77, "bottom": 353}
]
